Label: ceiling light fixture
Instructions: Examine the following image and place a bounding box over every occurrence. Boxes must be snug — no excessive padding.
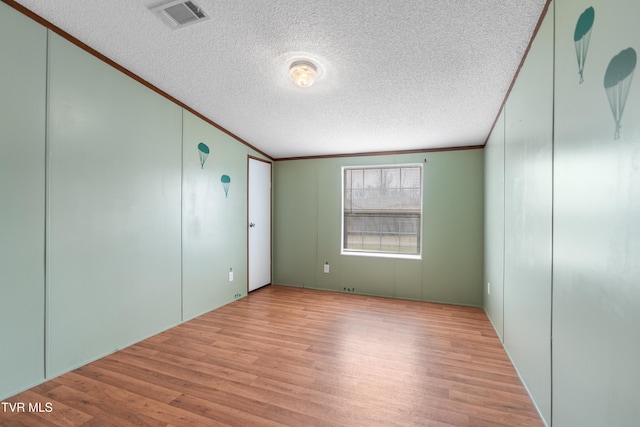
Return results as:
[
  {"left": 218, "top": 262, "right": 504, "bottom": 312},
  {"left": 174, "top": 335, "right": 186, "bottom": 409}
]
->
[{"left": 289, "top": 60, "right": 318, "bottom": 88}]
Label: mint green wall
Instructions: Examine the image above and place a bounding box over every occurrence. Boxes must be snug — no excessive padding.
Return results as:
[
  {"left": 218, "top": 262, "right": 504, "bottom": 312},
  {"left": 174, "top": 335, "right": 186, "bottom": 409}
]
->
[
  {"left": 274, "top": 150, "right": 484, "bottom": 306},
  {"left": 0, "top": 5, "right": 266, "bottom": 400},
  {"left": 273, "top": 160, "right": 318, "bottom": 288},
  {"left": 182, "top": 111, "right": 252, "bottom": 320},
  {"left": 553, "top": 0, "right": 640, "bottom": 425},
  {"left": 483, "top": 110, "right": 505, "bottom": 339},
  {"left": 423, "top": 151, "right": 484, "bottom": 305},
  {"left": 0, "top": 2, "right": 47, "bottom": 399},
  {"left": 46, "top": 32, "right": 183, "bottom": 376},
  {"left": 485, "top": 0, "right": 640, "bottom": 425},
  {"left": 503, "top": 6, "right": 553, "bottom": 422}
]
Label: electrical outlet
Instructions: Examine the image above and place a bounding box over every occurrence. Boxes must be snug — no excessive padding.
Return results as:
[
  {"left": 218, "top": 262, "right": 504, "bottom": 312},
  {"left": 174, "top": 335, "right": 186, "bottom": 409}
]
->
[
  {"left": 323, "top": 262, "right": 330, "bottom": 273},
  {"left": 488, "top": 282, "right": 491, "bottom": 295},
  {"left": 229, "top": 268, "right": 233, "bottom": 282}
]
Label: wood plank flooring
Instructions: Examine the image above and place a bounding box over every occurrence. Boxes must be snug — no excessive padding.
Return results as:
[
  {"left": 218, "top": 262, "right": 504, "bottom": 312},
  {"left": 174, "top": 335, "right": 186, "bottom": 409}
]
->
[{"left": 1, "top": 285, "right": 543, "bottom": 426}]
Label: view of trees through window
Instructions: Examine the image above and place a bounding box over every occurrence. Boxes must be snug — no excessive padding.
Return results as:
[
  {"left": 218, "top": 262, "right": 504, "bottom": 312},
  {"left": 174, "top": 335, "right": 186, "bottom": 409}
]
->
[{"left": 343, "top": 165, "right": 422, "bottom": 256}]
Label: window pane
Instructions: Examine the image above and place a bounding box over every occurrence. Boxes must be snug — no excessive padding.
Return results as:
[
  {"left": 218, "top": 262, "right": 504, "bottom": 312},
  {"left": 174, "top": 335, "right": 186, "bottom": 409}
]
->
[
  {"left": 352, "top": 169, "right": 363, "bottom": 189},
  {"left": 383, "top": 168, "right": 400, "bottom": 189},
  {"left": 343, "top": 165, "right": 422, "bottom": 256},
  {"left": 382, "top": 187, "right": 401, "bottom": 210}
]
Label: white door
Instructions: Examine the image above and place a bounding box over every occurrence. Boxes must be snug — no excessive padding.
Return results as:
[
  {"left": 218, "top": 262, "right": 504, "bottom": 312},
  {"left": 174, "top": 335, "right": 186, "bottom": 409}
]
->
[{"left": 248, "top": 157, "right": 272, "bottom": 292}]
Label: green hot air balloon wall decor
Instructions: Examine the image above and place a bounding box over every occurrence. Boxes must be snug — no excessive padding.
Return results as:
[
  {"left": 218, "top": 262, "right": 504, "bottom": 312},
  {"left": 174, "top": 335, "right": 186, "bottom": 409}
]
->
[
  {"left": 604, "top": 48, "right": 636, "bottom": 140},
  {"left": 574, "top": 7, "right": 595, "bottom": 84},
  {"left": 197, "top": 142, "right": 210, "bottom": 169},
  {"left": 221, "top": 175, "right": 231, "bottom": 198}
]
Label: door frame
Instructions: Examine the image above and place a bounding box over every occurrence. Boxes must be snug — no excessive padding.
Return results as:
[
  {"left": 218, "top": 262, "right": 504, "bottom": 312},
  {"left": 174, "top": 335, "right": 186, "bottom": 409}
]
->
[{"left": 247, "top": 155, "right": 272, "bottom": 292}]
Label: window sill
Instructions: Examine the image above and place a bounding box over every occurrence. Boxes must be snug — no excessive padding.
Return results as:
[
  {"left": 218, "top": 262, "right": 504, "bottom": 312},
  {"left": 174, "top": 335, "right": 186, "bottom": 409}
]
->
[{"left": 341, "top": 250, "right": 422, "bottom": 260}]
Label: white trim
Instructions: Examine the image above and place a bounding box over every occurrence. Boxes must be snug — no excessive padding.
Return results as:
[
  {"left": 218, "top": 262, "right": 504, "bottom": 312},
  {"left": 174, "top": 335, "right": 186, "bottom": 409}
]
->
[
  {"left": 341, "top": 250, "right": 421, "bottom": 260},
  {"left": 340, "top": 163, "right": 424, "bottom": 259}
]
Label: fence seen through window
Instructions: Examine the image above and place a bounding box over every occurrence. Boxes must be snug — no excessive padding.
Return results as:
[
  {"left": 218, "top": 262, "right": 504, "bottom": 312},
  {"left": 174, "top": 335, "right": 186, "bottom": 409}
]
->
[{"left": 343, "top": 165, "right": 422, "bottom": 256}]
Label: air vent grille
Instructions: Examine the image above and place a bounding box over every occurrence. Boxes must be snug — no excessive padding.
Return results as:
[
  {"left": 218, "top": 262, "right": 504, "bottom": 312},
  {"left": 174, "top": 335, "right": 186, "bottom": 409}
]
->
[{"left": 150, "top": 0, "right": 210, "bottom": 29}]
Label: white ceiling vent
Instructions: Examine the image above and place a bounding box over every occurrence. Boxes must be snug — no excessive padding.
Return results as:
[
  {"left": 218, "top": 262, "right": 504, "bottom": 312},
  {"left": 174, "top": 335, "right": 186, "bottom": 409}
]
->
[{"left": 150, "top": 0, "right": 210, "bottom": 29}]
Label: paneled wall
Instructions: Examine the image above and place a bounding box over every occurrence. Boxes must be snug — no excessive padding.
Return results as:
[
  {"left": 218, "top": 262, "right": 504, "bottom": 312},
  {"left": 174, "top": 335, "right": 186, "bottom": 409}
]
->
[
  {"left": 0, "top": 4, "right": 266, "bottom": 399},
  {"left": 483, "top": 110, "right": 505, "bottom": 339},
  {"left": 485, "top": 0, "right": 640, "bottom": 425},
  {"left": 182, "top": 110, "right": 250, "bottom": 320},
  {"left": 502, "top": 6, "right": 554, "bottom": 423},
  {"left": 553, "top": 0, "right": 640, "bottom": 425},
  {"left": 46, "top": 32, "right": 184, "bottom": 376},
  {"left": 0, "top": 2, "right": 47, "bottom": 398},
  {"left": 274, "top": 149, "right": 484, "bottom": 307}
]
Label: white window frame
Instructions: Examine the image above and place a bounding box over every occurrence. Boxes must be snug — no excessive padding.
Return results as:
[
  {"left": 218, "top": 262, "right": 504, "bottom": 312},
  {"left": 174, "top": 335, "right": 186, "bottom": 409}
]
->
[{"left": 341, "top": 163, "right": 423, "bottom": 260}]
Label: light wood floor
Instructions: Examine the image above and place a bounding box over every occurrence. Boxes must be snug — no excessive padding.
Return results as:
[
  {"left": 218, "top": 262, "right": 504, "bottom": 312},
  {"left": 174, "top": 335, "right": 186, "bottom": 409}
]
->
[{"left": 2, "top": 285, "right": 542, "bottom": 426}]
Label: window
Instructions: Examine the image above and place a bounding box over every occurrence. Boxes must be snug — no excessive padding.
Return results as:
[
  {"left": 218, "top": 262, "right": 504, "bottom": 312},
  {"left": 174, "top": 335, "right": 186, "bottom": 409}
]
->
[{"left": 342, "top": 164, "right": 422, "bottom": 258}]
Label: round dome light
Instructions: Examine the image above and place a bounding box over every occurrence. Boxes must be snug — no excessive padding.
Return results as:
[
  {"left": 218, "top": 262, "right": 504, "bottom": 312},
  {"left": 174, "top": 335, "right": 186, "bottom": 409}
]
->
[{"left": 289, "top": 60, "right": 318, "bottom": 88}]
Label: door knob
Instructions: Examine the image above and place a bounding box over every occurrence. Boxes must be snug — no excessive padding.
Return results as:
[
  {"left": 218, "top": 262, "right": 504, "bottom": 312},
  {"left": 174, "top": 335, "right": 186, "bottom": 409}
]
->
[{"left": 249, "top": 222, "right": 256, "bottom": 228}]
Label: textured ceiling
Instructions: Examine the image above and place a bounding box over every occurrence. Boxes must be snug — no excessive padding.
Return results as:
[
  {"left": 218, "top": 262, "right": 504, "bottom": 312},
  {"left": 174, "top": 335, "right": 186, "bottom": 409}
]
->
[{"left": 13, "top": 0, "right": 547, "bottom": 159}]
